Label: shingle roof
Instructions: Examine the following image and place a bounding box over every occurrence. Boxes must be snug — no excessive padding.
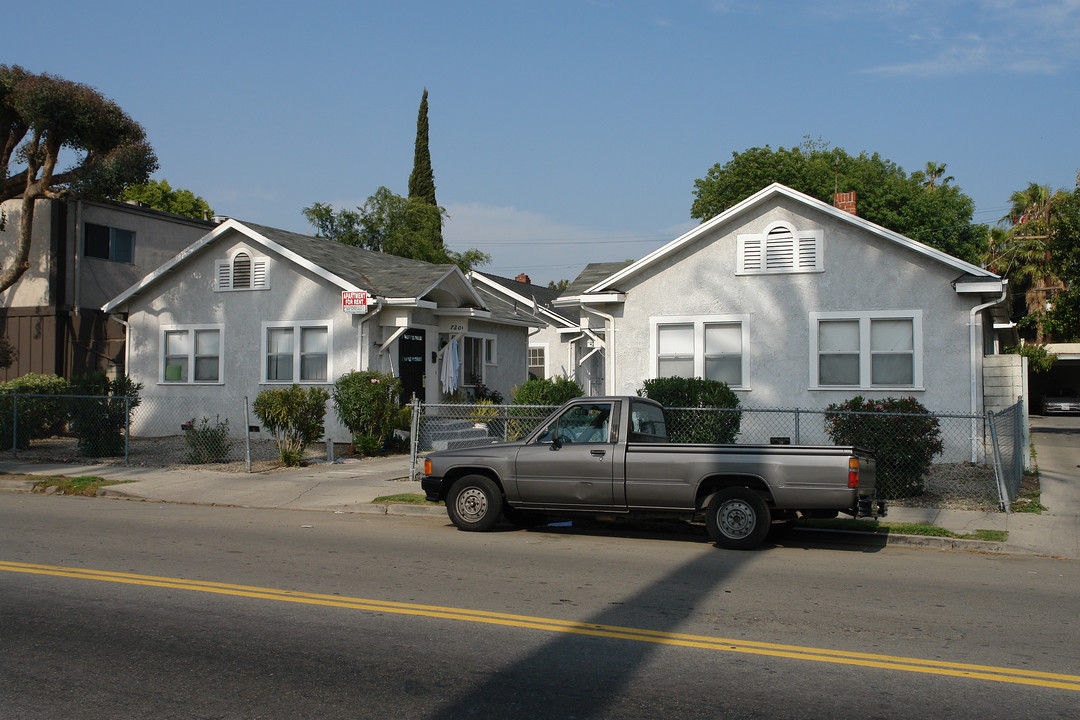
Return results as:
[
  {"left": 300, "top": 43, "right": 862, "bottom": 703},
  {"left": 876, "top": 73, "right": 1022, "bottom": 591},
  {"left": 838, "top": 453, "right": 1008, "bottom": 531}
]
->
[
  {"left": 241, "top": 222, "right": 457, "bottom": 299},
  {"left": 474, "top": 271, "right": 562, "bottom": 311},
  {"left": 560, "top": 261, "right": 635, "bottom": 297}
]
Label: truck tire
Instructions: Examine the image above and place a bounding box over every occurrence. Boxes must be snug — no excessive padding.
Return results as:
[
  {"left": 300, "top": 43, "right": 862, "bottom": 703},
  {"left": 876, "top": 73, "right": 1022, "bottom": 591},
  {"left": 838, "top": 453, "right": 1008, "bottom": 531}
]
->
[
  {"left": 447, "top": 475, "right": 503, "bottom": 532},
  {"left": 706, "top": 487, "right": 771, "bottom": 550}
]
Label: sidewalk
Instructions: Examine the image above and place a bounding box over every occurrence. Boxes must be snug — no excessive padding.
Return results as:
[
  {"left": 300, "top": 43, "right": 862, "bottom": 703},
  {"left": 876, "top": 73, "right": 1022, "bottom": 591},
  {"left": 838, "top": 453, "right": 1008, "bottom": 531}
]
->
[{"left": 1, "top": 451, "right": 1076, "bottom": 558}]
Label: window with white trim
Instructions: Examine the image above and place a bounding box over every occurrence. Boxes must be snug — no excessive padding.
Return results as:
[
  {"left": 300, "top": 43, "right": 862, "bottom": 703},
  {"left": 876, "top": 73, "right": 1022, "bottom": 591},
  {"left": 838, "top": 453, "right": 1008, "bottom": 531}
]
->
[
  {"left": 528, "top": 346, "right": 546, "bottom": 380},
  {"left": 217, "top": 251, "right": 269, "bottom": 290},
  {"left": 84, "top": 223, "right": 135, "bottom": 263},
  {"left": 810, "top": 311, "right": 922, "bottom": 389},
  {"left": 161, "top": 326, "right": 222, "bottom": 383},
  {"left": 262, "top": 322, "right": 331, "bottom": 383},
  {"left": 650, "top": 315, "right": 749, "bottom": 388},
  {"left": 737, "top": 222, "right": 823, "bottom": 274},
  {"left": 462, "top": 334, "right": 497, "bottom": 386}
]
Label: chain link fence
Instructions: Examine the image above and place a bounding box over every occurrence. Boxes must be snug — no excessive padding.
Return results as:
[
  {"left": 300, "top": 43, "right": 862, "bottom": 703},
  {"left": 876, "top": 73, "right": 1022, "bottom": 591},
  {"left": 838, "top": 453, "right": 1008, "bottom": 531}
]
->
[
  {"left": 411, "top": 400, "right": 1027, "bottom": 511},
  {"left": 1, "top": 392, "right": 331, "bottom": 470}
]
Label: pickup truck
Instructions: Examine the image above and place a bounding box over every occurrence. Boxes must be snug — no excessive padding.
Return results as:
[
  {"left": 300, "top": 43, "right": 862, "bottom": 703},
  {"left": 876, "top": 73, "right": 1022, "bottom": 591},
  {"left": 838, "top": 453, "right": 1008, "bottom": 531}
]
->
[{"left": 421, "top": 396, "right": 885, "bottom": 549}]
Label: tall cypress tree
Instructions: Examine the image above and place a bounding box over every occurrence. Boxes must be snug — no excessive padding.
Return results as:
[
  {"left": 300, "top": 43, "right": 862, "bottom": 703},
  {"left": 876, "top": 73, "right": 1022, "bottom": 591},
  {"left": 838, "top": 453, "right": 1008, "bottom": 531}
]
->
[{"left": 407, "top": 88, "right": 441, "bottom": 239}]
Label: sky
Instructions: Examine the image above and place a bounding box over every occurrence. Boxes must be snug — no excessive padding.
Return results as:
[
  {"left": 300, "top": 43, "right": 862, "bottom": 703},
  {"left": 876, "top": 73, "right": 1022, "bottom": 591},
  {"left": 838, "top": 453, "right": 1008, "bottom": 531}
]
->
[{"left": 7, "top": 1, "right": 1080, "bottom": 285}]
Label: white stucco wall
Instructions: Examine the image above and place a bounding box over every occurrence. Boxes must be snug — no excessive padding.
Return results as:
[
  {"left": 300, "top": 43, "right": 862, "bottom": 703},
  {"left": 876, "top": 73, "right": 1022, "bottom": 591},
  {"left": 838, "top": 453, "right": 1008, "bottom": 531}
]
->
[
  {"left": 604, "top": 197, "right": 989, "bottom": 414},
  {"left": 0, "top": 198, "right": 56, "bottom": 308}
]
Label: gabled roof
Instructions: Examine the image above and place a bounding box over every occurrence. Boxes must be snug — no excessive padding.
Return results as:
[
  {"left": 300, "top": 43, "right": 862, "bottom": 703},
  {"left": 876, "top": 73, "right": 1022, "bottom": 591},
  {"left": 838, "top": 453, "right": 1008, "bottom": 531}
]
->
[
  {"left": 582, "top": 183, "right": 999, "bottom": 295},
  {"left": 103, "top": 219, "right": 485, "bottom": 312},
  {"left": 552, "top": 261, "right": 634, "bottom": 307},
  {"left": 470, "top": 271, "right": 577, "bottom": 327}
]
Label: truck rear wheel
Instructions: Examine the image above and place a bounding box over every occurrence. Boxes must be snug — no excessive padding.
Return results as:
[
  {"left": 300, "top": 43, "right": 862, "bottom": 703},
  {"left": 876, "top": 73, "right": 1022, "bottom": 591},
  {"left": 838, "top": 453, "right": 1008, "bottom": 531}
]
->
[
  {"left": 447, "top": 475, "right": 502, "bottom": 532},
  {"left": 706, "top": 487, "right": 771, "bottom": 550}
]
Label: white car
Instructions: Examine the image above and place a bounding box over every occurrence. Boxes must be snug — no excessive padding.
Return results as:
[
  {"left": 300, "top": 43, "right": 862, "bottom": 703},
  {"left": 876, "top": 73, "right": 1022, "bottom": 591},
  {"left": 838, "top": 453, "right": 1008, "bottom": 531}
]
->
[{"left": 1041, "top": 388, "right": 1080, "bottom": 415}]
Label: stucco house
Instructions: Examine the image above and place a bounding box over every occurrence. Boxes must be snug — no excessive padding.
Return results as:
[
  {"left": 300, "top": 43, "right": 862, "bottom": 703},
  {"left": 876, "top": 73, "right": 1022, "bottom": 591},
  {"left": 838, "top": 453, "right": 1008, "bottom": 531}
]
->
[
  {"left": 0, "top": 197, "right": 213, "bottom": 380},
  {"left": 102, "top": 219, "right": 539, "bottom": 440},
  {"left": 553, "top": 183, "right": 1014, "bottom": 418},
  {"left": 467, "top": 271, "right": 581, "bottom": 387}
]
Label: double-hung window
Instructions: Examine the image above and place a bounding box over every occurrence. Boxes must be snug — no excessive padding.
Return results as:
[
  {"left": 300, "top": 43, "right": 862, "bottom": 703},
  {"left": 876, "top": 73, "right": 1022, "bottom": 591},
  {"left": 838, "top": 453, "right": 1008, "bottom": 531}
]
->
[
  {"left": 810, "top": 311, "right": 922, "bottom": 389},
  {"left": 263, "top": 322, "right": 331, "bottom": 383},
  {"left": 84, "top": 223, "right": 135, "bottom": 263},
  {"left": 462, "top": 334, "right": 496, "bottom": 386},
  {"left": 162, "top": 326, "right": 222, "bottom": 383},
  {"left": 650, "top": 315, "right": 749, "bottom": 389},
  {"left": 528, "top": 346, "right": 547, "bottom": 380}
]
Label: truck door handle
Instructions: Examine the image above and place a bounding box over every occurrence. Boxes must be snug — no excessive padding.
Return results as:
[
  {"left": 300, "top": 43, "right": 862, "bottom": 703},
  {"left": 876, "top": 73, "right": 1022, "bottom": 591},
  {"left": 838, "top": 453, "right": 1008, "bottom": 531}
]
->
[{"left": 590, "top": 449, "right": 606, "bottom": 458}]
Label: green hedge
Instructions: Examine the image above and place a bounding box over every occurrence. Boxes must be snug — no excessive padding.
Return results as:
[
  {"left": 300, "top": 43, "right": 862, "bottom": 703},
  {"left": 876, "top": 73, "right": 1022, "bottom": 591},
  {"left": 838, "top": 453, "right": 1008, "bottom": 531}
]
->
[{"left": 637, "top": 376, "right": 741, "bottom": 444}]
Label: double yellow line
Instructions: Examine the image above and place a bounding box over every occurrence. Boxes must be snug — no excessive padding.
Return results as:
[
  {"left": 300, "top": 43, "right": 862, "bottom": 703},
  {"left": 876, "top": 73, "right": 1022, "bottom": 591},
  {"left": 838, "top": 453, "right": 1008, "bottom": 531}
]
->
[{"left": 4, "top": 560, "right": 1078, "bottom": 692}]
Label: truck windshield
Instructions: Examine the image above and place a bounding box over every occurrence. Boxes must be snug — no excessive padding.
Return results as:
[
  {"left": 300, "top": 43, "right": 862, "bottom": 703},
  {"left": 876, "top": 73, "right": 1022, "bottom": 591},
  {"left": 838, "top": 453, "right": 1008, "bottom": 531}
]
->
[{"left": 537, "top": 403, "right": 613, "bottom": 444}]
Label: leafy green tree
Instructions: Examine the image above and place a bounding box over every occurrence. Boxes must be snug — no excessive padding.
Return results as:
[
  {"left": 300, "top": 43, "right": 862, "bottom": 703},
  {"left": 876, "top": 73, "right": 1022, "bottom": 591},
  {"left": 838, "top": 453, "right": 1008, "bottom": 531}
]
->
[
  {"left": 301, "top": 187, "right": 490, "bottom": 273},
  {"left": 0, "top": 65, "right": 157, "bottom": 294},
  {"left": 120, "top": 178, "right": 213, "bottom": 220},
  {"left": 691, "top": 139, "right": 987, "bottom": 264}
]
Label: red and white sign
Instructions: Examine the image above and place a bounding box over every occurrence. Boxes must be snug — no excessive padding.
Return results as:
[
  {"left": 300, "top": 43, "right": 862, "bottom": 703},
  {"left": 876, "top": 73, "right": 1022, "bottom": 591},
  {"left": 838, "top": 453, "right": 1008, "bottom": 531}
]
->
[{"left": 342, "top": 290, "right": 371, "bottom": 314}]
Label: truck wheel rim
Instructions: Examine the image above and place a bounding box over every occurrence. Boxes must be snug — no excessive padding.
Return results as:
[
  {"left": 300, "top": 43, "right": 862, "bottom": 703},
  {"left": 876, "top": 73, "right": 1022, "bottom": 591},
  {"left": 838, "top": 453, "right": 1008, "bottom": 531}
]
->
[
  {"left": 718, "top": 499, "right": 755, "bottom": 539},
  {"left": 456, "top": 487, "right": 488, "bottom": 522}
]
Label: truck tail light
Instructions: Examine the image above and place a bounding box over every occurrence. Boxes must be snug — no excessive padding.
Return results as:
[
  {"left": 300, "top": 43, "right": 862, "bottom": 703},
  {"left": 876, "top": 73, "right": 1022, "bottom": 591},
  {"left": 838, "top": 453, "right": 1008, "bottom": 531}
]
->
[
  {"left": 848, "top": 458, "right": 859, "bottom": 488},
  {"left": 424, "top": 459, "right": 432, "bottom": 475}
]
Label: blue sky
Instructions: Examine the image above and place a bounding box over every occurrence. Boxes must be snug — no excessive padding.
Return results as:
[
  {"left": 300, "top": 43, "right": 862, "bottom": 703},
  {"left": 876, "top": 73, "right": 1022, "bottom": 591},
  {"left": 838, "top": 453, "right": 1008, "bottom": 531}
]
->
[{"left": 8, "top": 1, "right": 1080, "bottom": 284}]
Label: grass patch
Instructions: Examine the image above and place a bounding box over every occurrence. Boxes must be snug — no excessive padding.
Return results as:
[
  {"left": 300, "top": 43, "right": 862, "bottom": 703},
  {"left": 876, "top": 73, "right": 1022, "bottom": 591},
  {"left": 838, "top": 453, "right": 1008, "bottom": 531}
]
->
[
  {"left": 798, "top": 517, "right": 1007, "bottom": 542},
  {"left": 32, "top": 476, "right": 132, "bottom": 497},
  {"left": 371, "top": 493, "right": 442, "bottom": 506},
  {"left": 1011, "top": 489, "right": 1046, "bottom": 513}
]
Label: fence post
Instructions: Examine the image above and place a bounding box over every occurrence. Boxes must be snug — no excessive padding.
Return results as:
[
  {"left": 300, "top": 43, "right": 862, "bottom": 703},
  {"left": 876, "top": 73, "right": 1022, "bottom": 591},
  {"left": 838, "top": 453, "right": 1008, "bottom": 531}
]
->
[
  {"left": 11, "top": 394, "right": 17, "bottom": 460},
  {"left": 987, "top": 410, "right": 1010, "bottom": 513},
  {"left": 794, "top": 408, "right": 801, "bottom": 445},
  {"left": 243, "top": 396, "right": 252, "bottom": 473},
  {"left": 124, "top": 395, "right": 131, "bottom": 465},
  {"left": 409, "top": 396, "right": 421, "bottom": 481}
]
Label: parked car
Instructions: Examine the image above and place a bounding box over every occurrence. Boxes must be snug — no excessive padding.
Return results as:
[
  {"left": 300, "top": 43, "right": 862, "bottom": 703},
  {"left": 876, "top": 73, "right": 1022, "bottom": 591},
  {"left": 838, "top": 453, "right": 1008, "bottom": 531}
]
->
[
  {"left": 1041, "top": 388, "right": 1080, "bottom": 415},
  {"left": 422, "top": 396, "right": 884, "bottom": 550}
]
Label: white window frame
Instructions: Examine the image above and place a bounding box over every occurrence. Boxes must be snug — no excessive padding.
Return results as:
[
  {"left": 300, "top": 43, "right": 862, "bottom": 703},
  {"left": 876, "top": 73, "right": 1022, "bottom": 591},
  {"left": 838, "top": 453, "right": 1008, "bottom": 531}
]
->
[
  {"left": 159, "top": 324, "right": 224, "bottom": 385},
  {"left": 462, "top": 333, "right": 497, "bottom": 387},
  {"left": 648, "top": 315, "right": 750, "bottom": 390},
  {"left": 736, "top": 221, "right": 823, "bottom": 275},
  {"left": 528, "top": 343, "right": 548, "bottom": 380},
  {"left": 809, "top": 310, "right": 923, "bottom": 390},
  {"left": 217, "top": 250, "right": 270, "bottom": 291},
  {"left": 260, "top": 320, "right": 333, "bottom": 384}
]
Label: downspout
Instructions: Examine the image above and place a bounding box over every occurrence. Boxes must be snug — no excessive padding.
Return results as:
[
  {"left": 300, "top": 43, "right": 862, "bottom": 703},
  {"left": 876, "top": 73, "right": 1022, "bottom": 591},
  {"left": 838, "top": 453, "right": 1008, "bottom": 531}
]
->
[
  {"left": 581, "top": 304, "right": 616, "bottom": 395},
  {"left": 969, "top": 281, "right": 1008, "bottom": 461},
  {"left": 73, "top": 199, "right": 83, "bottom": 315}
]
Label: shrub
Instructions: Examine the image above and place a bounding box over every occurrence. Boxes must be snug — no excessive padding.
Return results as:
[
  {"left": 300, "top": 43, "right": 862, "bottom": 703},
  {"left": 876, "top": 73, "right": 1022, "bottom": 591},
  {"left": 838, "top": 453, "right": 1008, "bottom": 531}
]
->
[
  {"left": 0, "top": 336, "right": 16, "bottom": 370},
  {"left": 67, "top": 373, "right": 142, "bottom": 457},
  {"left": 637, "top": 376, "right": 741, "bottom": 443},
  {"left": 510, "top": 376, "right": 583, "bottom": 406},
  {"left": 182, "top": 416, "right": 233, "bottom": 463},
  {"left": 332, "top": 371, "right": 401, "bottom": 456},
  {"left": 253, "top": 385, "right": 330, "bottom": 466},
  {"left": 824, "top": 396, "right": 944, "bottom": 499},
  {"left": 0, "top": 373, "right": 69, "bottom": 450}
]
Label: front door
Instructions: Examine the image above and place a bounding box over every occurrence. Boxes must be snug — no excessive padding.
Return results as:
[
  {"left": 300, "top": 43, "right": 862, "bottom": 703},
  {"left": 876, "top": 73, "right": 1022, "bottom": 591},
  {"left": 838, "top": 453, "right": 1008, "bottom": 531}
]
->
[
  {"left": 398, "top": 328, "right": 426, "bottom": 404},
  {"left": 514, "top": 401, "right": 622, "bottom": 508}
]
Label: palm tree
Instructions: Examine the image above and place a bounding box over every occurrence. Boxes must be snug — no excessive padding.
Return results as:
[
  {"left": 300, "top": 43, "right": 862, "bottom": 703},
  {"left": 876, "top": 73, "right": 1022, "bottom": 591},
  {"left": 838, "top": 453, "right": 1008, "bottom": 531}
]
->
[
  {"left": 921, "top": 161, "right": 954, "bottom": 189},
  {"left": 996, "top": 183, "right": 1071, "bottom": 341}
]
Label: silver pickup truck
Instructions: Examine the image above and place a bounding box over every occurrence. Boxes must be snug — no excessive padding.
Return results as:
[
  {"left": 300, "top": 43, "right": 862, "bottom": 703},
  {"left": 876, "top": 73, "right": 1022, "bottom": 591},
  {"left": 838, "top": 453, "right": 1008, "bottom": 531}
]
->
[{"left": 421, "top": 396, "right": 885, "bottom": 549}]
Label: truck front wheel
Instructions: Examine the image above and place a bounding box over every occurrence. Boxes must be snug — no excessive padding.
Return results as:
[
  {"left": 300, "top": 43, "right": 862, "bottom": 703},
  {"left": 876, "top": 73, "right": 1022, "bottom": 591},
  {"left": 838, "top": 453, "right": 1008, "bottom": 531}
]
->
[
  {"left": 447, "top": 475, "right": 503, "bottom": 532},
  {"left": 706, "top": 487, "right": 771, "bottom": 550}
]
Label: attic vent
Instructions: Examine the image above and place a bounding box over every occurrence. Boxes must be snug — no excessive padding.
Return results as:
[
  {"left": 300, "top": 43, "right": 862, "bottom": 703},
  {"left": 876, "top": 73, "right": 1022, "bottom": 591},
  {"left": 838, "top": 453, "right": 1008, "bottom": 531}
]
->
[
  {"left": 216, "top": 253, "right": 270, "bottom": 291},
  {"left": 737, "top": 224, "right": 823, "bottom": 275},
  {"left": 233, "top": 252, "right": 252, "bottom": 288}
]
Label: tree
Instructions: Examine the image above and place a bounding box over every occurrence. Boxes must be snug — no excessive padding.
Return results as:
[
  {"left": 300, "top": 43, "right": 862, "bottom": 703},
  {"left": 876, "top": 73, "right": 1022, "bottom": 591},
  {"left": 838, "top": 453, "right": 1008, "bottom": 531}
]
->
[
  {"left": 915, "top": 161, "right": 953, "bottom": 189},
  {"left": 407, "top": 88, "right": 440, "bottom": 239},
  {"left": 0, "top": 65, "right": 157, "bottom": 294},
  {"left": 301, "top": 187, "right": 490, "bottom": 273},
  {"left": 547, "top": 279, "right": 570, "bottom": 292},
  {"left": 691, "top": 139, "right": 987, "bottom": 264},
  {"left": 120, "top": 178, "right": 213, "bottom": 220}
]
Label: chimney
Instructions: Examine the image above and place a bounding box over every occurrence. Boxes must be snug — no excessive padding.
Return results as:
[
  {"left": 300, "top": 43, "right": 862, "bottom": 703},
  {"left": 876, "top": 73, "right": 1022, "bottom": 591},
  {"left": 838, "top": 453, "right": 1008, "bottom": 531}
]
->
[
  {"left": 515, "top": 273, "right": 532, "bottom": 284},
  {"left": 834, "top": 191, "right": 857, "bottom": 215}
]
